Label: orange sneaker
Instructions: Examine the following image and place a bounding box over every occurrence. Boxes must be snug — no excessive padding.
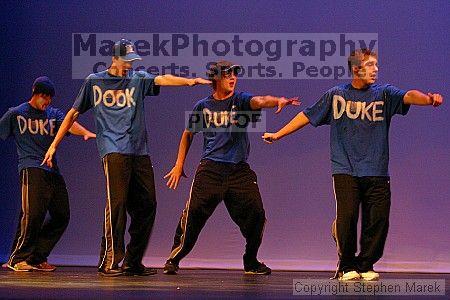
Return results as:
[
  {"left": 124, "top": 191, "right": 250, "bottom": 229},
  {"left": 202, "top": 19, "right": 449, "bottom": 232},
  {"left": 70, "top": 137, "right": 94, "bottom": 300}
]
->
[{"left": 32, "top": 262, "right": 56, "bottom": 272}]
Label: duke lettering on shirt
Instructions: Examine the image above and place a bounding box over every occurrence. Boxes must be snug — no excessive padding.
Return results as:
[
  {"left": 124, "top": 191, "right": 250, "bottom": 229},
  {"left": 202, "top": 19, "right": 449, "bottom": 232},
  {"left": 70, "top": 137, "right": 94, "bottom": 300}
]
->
[
  {"left": 333, "top": 95, "right": 384, "bottom": 122},
  {"left": 17, "top": 115, "right": 57, "bottom": 136},
  {"left": 203, "top": 108, "right": 233, "bottom": 128},
  {"left": 93, "top": 85, "right": 136, "bottom": 108},
  {"left": 203, "top": 107, "right": 244, "bottom": 128}
]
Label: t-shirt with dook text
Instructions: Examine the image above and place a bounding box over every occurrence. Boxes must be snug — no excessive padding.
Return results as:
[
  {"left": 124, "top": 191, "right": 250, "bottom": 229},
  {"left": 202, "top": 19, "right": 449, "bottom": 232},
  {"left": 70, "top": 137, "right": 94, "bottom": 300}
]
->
[
  {"left": 187, "top": 92, "right": 260, "bottom": 164},
  {"left": 0, "top": 102, "right": 65, "bottom": 173},
  {"left": 73, "top": 70, "right": 160, "bottom": 158},
  {"left": 303, "top": 83, "right": 408, "bottom": 177}
]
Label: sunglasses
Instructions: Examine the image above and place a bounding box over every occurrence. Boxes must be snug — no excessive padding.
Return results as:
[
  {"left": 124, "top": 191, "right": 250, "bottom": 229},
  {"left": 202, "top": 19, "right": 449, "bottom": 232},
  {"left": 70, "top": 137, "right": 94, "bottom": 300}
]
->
[{"left": 220, "top": 67, "right": 239, "bottom": 78}]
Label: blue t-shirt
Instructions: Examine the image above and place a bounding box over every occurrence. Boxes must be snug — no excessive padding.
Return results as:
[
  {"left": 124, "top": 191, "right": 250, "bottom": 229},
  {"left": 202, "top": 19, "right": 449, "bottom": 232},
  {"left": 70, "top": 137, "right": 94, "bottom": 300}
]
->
[
  {"left": 0, "top": 102, "right": 65, "bottom": 173},
  {"left": 73, "top": 70, "right": 160, "bottom": 158},
  {"left": 187, "top": 91, "right": 259, "bottom": 164},
  {"left": 304, "top": 83, "right": 409, "bottom": 177}
]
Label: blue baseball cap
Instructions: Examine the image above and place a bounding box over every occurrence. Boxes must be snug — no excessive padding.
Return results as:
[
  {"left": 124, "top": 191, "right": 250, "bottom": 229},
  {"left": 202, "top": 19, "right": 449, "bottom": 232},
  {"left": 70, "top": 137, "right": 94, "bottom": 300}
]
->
[
  {"left": 32, "top": 76, "right": 55, "bottom": 97},
  {"left": 112, "top": 39, "right": 142, "bottom": 62}
]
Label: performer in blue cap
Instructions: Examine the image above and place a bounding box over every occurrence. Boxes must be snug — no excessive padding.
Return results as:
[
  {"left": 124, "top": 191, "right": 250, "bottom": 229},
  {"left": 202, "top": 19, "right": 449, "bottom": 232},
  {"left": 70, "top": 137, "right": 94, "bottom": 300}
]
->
[{"left": 42, "top": 39, "right": 211, "bottom": 276}]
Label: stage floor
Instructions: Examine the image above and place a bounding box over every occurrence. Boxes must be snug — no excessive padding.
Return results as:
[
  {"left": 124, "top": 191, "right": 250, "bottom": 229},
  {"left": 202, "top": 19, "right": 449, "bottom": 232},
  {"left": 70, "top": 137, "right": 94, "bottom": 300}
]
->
[{"left": 0, "top": 267, "right": 449, "bottom": 299}]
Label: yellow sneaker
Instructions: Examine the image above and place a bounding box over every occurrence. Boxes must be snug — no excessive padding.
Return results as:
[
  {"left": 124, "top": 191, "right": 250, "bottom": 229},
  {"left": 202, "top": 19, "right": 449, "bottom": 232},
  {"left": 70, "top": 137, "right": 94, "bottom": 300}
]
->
[
  {"left": 8, "top": 261, "right": 36, "bottom": 272},
  {"left": 338, "top": 270, "right": 361, "bottom": 281},
  {"left": 360, "top": 270, "right": 380, "bottom": 281}
]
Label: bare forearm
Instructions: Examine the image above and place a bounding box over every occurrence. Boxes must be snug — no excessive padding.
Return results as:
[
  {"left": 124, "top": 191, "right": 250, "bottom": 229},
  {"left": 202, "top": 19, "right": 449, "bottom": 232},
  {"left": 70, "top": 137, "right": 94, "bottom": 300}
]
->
[
  {"left": 275, "top": 112, "right": 310, "bottom": 139},
  {"left": 404, "top": 90, "right": 433, "bottom": 105},
  {"left": 51, "top": 108, "right": 79, "bottom": 148},
  {"left": 69, "top": 121, "right": 92, "bottom": 137},
  {"left": 155, "top": 74, "right": 195, "bottom": 86},
  {"left": 175, "top": 130, "right": 194, "bottom": 166},
  {"left": 251, "top": 95, "right": 283, "bottom": 109},
  {"left": 250, "top": 95, "right": 300, "bottom": 113}
]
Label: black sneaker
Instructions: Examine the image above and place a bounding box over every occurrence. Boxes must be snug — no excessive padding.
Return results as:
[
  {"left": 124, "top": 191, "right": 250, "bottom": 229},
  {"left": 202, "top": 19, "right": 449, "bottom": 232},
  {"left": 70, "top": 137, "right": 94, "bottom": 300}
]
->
[
  {"left": 98, "top": 267, "right": 123, "bottom": 277},
  {"left": 163, "top": 260, "right": 179, "bottom": 275},
  {"left": 244, "top": 262, "right": 271, "bottom": 275},
  {"left": 122, "top": 264, "right": 157, "bottom": 276}
]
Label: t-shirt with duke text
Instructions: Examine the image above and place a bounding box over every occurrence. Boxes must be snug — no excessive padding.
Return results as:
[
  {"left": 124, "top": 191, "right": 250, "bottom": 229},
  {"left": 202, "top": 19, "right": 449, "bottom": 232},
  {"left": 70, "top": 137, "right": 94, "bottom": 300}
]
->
[
  {"left": 303, "top": 83, "right": 408, "bottom": 177},
  {"left": 187, "top": 92, "right": 260, "bottom": 164},
  {"left": 73, "top": 70, "right": 160, "bottom": 158},
  {"left": 0, "top": 102, "right": 65, "bottom": 173}
]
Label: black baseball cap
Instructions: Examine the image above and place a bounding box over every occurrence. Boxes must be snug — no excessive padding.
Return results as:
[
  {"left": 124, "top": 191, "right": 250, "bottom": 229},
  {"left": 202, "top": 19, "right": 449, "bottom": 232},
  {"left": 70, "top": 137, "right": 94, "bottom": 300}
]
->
[
  {"left": 112, "top": 39, "right": 142, "bottom": 62},
  {"left": 32, "top": 76, "right": 55, "bottom": 97},
  {"left": 208, "top": 60, "right": 241, "bottom": 80}
]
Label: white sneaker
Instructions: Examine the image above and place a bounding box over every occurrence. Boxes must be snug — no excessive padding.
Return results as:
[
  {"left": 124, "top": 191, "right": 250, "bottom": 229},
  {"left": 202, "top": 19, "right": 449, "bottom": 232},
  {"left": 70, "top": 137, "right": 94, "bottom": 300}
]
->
[
  {"left": 338, "top": 270, "right": 361, "bottom": 281},
  {"left": 360, "top": 270, "right": 380, "bottom": 281}
]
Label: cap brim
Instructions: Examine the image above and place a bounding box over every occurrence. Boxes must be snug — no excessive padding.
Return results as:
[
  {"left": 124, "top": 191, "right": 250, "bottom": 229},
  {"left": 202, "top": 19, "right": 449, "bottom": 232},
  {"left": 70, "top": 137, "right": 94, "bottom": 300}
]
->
[{"left": 119, "top": 53, "right": 142, "bottom": 62}]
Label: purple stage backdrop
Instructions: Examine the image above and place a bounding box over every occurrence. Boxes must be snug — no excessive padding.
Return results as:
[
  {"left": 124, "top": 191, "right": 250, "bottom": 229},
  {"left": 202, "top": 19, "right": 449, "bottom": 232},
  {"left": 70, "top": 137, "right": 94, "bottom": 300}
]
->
[{"left": 1, "top": 0, "right": 449, "bottom": 272}]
